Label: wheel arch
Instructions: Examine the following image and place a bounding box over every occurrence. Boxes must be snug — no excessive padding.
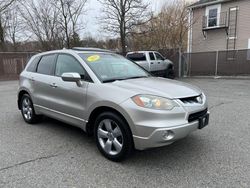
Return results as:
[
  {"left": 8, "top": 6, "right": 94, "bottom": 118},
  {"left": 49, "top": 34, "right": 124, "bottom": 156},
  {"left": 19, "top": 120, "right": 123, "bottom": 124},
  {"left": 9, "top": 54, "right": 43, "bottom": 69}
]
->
[
  {"left": 166, "top": 62, "right": 173, "bottom": 70},
  {"left": 18, "top": 89, "right": 31, "bottom": 110},
  {"left": 86, "top": 105, "right": 134, "bottom": 142}
]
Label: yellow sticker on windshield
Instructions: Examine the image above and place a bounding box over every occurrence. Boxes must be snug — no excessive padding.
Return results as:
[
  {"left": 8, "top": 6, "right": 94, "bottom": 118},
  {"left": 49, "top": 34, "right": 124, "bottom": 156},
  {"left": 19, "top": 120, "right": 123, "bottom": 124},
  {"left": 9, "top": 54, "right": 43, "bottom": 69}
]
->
[{"left": 87, "top": 55, "right": 100, "bottom": 62}]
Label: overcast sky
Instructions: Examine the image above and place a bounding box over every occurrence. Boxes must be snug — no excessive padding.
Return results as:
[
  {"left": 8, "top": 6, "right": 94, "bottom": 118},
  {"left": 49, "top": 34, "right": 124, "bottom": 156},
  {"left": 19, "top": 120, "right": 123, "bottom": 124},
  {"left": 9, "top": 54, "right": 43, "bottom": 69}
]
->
[
  {"left": 83, "top": 0, "right": 168, "bottom": 39},
  {"left": 83, "top": 0, "right": 196, "bottom": 39}
]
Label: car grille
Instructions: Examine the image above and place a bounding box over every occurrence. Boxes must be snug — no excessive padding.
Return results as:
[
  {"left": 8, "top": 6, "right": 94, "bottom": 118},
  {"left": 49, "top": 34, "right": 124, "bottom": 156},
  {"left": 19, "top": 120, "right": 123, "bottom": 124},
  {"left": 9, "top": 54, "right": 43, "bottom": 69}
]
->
[
  {"left": 180, "top": 96, "right": 201, "bottom": 104},
  {"left": 188, "top": 108, "right": 208, "bottom": 123}
]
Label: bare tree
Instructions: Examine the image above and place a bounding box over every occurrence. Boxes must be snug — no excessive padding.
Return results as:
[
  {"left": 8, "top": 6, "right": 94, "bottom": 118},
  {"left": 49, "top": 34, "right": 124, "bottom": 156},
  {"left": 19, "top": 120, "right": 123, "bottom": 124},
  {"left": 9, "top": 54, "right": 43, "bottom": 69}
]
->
[
  {"left": 98, "top": 0, "right": 152, "bottom": 55},
  {"left": 162, "top": 0, "right": 193, "bottom": 77},
  {"left": 20, "top": 0, "right": 63, "bottom": 50},
  {"left": 55, "top": 0, "right": 87, "bottom": 48},
  {"left": 4, "top": 2, "right": 25, "bottom": 50},
  {"left": 0, "top": 0, "right": 15, "bottom": 50}
]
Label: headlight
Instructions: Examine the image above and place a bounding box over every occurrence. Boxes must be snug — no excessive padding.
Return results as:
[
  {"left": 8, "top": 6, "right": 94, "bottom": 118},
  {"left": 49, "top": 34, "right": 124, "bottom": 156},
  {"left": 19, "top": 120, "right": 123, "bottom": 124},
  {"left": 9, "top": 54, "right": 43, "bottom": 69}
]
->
[{"left": 132, "top": 95, "right": 179, "bottom": 110}]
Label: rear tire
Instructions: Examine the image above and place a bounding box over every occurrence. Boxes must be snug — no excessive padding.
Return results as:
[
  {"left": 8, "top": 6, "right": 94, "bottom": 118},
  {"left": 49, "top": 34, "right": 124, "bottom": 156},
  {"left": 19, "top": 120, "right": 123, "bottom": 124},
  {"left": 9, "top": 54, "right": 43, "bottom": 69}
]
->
[
  {"left": 20, "top": 94, "right": 41, "bottom": 124},
  {"left": 94, "top": 112, "right": 133, "bottom": 162}
]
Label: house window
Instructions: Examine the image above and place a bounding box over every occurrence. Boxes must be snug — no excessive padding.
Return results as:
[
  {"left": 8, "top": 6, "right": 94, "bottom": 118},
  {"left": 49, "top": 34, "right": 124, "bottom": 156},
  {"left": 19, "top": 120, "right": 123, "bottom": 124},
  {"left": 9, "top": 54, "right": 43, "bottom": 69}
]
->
[
  {"left": 206, "top": 4, "right": 221, "bottom": 27},
  {"left": 208, "top": 9, "right": 218, "bottom": 27}
]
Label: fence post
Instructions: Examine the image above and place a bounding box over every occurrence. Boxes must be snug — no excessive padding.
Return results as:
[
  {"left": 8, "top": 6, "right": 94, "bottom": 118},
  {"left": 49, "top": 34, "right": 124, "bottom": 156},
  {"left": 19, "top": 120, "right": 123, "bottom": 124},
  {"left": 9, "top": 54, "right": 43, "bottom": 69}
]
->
[
  {"left": 215, "top": 50, "right": 219, "bottom": 77},
  {"left": 178, "top": 47, "right": 182, "bottom": 77},
  {"left": 0, "top": 53, "right": 3, "bottom": 76},
  {"left": 188, "top": 52, "right": 192, "bottom": 77}
]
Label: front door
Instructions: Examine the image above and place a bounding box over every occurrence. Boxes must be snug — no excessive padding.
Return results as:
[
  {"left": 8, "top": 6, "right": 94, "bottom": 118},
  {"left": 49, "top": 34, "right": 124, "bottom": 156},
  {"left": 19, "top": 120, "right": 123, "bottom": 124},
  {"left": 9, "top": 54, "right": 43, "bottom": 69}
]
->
[
  {"left": 154, "top": 52, "right": 166, "bottom": 71},
  {"left": 148, "top": 52, "right": 158, "bottom": 72},
  {"left": 50, "top": 54, "right": 89, "bottom": 127}
]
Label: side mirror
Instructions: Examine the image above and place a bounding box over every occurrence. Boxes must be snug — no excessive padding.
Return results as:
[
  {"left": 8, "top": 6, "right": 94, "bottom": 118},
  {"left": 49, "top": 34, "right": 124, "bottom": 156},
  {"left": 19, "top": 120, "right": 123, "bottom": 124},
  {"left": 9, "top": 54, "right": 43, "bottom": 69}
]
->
[{"left": 61, "top": 72, "right": 82, "bottom": 87}]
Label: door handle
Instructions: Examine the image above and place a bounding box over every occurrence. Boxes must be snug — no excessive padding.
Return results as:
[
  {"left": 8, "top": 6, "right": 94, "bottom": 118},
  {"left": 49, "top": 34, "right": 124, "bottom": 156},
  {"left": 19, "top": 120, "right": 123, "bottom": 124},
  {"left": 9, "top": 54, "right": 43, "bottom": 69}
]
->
[
  {"left": 50, "top": 83, "right": 58, "bottom": 88},
  {"left": 158, "top": 62, "right": 161, "bottom": 64},
  {"left": 150, "top": 62, "right": 154, "bottom": 64}
]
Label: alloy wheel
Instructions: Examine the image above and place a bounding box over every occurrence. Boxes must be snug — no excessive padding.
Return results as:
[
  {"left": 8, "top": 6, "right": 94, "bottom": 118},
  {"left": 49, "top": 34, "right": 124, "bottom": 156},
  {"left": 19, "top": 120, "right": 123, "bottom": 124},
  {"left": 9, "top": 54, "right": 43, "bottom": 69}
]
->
[
  {"left": 22, "top": 97, "right": 33, "bottom": 120},
  {"left": 97, "top": 119, "right": 123, "bottom": 155}
]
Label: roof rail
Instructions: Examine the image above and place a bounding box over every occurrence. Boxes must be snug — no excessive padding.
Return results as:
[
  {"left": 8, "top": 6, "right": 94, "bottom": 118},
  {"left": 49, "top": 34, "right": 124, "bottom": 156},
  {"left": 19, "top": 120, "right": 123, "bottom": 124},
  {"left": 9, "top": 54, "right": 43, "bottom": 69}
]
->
[{"left": 72, "top": 47, "right": 113, "bottom": 53}]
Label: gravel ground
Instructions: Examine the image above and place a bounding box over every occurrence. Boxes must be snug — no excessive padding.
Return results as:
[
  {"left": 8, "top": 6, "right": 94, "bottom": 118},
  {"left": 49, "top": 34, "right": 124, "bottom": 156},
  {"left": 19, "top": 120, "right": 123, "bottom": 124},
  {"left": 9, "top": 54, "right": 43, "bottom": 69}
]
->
[{"left": 0, "top": 79, "right": 249, "bottom": 188}]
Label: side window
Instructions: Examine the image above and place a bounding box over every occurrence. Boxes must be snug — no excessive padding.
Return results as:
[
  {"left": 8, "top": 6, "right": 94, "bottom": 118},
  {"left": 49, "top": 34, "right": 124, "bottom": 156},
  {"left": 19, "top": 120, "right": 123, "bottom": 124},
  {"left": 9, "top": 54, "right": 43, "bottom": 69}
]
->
[
  {"left": 149, "top": 52, "right": 155, "bottom": 60},
  {"left": 37, "top": 54, "right": 56, "bottom": 75},
  {"left": 127, "top": 53, "right": 146, "bottom": 61},
  {"left": 55, "top": 54, "right": 85, "bottom": 79},
  {"left": 155, "top": 53, "right": 164, "bottom": 61},
  {"left": 26, "top": 56, "right": 40, "bottom": 72}
]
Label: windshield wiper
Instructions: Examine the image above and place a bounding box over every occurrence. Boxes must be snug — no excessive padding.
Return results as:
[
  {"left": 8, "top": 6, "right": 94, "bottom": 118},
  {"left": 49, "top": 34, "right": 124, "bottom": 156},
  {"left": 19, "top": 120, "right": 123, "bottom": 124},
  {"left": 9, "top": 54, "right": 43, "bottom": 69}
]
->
[
  {"left": 103, "top": 76, "right": 149, "bottom": 83},
  {"left": 102, "top": 78, "right": 127, "bottom": 83},
  {"left": 124, "top": 76, "right": 149, "bottom": 80}
]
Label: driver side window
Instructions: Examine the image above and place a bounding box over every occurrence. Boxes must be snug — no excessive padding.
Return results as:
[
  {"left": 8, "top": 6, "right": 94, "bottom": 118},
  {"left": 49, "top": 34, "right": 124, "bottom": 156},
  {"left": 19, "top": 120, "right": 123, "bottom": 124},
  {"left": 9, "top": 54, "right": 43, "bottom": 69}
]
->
[{"left": 55, "top": 54, "right": 86, "bottom": 79}]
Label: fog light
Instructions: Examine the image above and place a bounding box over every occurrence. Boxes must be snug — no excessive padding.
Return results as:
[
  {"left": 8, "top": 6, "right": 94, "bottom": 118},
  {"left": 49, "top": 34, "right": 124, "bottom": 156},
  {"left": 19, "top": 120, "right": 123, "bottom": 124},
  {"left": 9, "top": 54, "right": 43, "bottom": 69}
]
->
[{"left": 162, "top": 130, "right": 174, "bottom": 140}]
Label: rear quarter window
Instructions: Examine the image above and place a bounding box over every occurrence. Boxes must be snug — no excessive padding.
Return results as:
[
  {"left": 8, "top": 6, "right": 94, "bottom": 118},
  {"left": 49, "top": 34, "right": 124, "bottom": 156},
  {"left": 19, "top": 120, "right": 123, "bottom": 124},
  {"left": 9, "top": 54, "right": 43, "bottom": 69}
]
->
[
  {"left": 37, "top": 54, "right": 57, "bottom": 75},
  {"left": 26, "top": 56, "right": 41, "bottom": 72},
  {"left": 127, "top": 53, "right": 146, "bottom": 61}
]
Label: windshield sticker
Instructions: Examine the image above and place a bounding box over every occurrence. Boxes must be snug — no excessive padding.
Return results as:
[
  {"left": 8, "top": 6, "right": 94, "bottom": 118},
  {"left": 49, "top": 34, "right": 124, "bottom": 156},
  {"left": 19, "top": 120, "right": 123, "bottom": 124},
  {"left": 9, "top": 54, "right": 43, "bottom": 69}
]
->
[{"left": 87, "top": 55, "right": 100, "bottom": 62}]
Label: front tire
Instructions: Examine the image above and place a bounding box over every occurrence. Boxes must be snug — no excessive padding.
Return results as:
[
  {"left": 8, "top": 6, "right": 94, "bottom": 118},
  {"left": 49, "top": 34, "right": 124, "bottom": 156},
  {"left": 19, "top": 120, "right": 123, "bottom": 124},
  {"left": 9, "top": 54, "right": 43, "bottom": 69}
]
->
[
  {"left": 94, "top": 112, "right": 133, "bottom": 162},
  {"left": 20, "top": 94, "right": 41, "bottom": 124},
  {"left": 165, "top": 68, "right": 175, "bottom": 79}
]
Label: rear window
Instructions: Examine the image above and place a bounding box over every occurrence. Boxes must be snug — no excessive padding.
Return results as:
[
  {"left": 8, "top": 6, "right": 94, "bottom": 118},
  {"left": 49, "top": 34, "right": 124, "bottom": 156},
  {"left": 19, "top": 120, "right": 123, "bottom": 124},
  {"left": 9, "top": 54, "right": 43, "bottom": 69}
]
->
[
  {"left": 127, "top": 53, "right": 146, "bottom": 61},
  {"left": 37, "top": 54, "right": 56, "bottom": 75}
]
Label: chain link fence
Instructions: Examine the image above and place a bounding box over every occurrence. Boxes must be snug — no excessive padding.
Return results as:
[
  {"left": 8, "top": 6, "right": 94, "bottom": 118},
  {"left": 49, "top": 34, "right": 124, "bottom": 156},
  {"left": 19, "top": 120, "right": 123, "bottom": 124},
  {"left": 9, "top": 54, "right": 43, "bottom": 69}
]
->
[
  {"left": 0, "top": 50, "right": 250, "bottom": 81},
  {"left": 183, "top": 49, "right": 250, "bottom": 77}
]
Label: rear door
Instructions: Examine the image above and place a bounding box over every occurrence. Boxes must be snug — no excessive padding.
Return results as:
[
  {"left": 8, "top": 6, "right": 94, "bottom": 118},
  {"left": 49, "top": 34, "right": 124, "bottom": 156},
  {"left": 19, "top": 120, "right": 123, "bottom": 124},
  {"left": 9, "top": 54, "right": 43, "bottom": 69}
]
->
[{"left": 30, "top": 54, "right": 57, "bottom": 110}]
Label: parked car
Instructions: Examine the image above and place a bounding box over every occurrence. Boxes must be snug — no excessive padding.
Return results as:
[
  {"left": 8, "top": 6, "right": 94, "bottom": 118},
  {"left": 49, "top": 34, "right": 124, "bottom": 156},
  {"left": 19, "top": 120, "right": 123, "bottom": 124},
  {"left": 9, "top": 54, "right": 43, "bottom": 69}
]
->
[
  {"left": 126, "top": 51, "right": 174, "bottom": 78},
  {"left": 18, "top": 48, "right": 209, "bottom": 161}
]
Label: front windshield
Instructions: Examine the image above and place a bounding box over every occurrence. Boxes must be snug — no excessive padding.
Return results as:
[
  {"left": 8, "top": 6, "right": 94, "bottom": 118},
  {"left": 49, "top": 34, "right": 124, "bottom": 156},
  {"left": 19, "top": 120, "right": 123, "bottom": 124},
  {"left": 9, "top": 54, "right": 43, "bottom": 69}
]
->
[{"left": 79, "top": 53, "right": 150, "bottom": 82}]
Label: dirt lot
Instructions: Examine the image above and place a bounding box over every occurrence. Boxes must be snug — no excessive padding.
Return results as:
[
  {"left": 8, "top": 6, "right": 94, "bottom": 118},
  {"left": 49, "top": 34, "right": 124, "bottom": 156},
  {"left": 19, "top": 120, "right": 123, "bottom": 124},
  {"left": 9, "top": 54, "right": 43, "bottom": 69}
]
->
[{"left": 0, "top": 79, "right": 249, "bottom": 187}]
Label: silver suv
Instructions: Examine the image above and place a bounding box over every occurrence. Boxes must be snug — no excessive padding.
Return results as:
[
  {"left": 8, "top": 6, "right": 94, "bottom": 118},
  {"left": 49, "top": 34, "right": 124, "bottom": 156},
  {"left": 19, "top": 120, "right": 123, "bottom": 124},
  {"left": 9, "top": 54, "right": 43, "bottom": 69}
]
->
[{"left": 18, "top": 48, "right": 209, "bottom": 161}]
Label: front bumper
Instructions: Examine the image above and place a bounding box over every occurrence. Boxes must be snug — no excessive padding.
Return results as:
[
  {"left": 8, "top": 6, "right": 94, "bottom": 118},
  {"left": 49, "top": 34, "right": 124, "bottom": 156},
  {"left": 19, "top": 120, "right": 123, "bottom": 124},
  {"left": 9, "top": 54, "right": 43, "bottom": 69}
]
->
[
  {"left": 133, "top": 120, "right": 201, "bottom": 150},
  {"left": 120, "top": 97, "right": 209, "bottom": 150}
]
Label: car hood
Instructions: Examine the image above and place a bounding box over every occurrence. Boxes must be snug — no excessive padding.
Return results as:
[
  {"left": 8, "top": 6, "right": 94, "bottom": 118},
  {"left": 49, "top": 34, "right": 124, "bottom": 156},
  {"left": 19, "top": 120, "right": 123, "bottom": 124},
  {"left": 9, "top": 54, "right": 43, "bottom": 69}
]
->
[{"left": 110, "top": 77, "right": 202, "bottom": 99}]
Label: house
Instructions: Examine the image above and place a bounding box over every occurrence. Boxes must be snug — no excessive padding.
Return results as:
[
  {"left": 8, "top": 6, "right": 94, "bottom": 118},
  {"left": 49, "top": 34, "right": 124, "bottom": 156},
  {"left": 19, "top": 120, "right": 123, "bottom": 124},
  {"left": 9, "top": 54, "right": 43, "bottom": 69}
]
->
[{"left": 187, "top": 0, "right": 250, "bottom": 53}]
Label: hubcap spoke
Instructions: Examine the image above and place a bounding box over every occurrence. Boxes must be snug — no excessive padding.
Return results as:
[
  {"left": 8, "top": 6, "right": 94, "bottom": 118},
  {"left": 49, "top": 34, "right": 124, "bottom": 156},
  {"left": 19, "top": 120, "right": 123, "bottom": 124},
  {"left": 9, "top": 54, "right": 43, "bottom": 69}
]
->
[
  {"left": 113, "top": 138, "right": 122, "bottom": 152},
  {"left": 98, "top": 128, "right": 108, "bottom": 138},
  {"left": 27, "top": 112, "right": 30, "bottom": 119},
  {"left": 104, "top": 120, "right": 112, "bottom": 132},
  {"left": 112, "top": 127, "right": 122, "bottom": 138},
  {"left": 27, "top": 99, "right": 31, "bottom": 106},
  {"left": 23, "top": 107, "right": 28, "bottom": 113},
  {"left": 104, "top": 140, "right": 112, "bottom": 153},
  {"left": 24, "top": 99, "right": 28, "bottom": 107}
]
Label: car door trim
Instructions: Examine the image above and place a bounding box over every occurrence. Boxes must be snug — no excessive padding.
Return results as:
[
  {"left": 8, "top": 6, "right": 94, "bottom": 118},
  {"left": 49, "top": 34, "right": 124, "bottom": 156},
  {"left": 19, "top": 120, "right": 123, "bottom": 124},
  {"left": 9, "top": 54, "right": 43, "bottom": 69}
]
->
[{"left": 34, "top": 104, "right": 88, "bottom": 123}]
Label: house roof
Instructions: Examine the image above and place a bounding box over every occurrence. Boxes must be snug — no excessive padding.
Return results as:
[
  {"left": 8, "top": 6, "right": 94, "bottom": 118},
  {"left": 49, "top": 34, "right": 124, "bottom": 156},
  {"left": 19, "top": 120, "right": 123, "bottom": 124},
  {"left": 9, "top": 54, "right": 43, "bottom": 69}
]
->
[{"left": 188, "top": 0, "right": 232, "bottom": 9}]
